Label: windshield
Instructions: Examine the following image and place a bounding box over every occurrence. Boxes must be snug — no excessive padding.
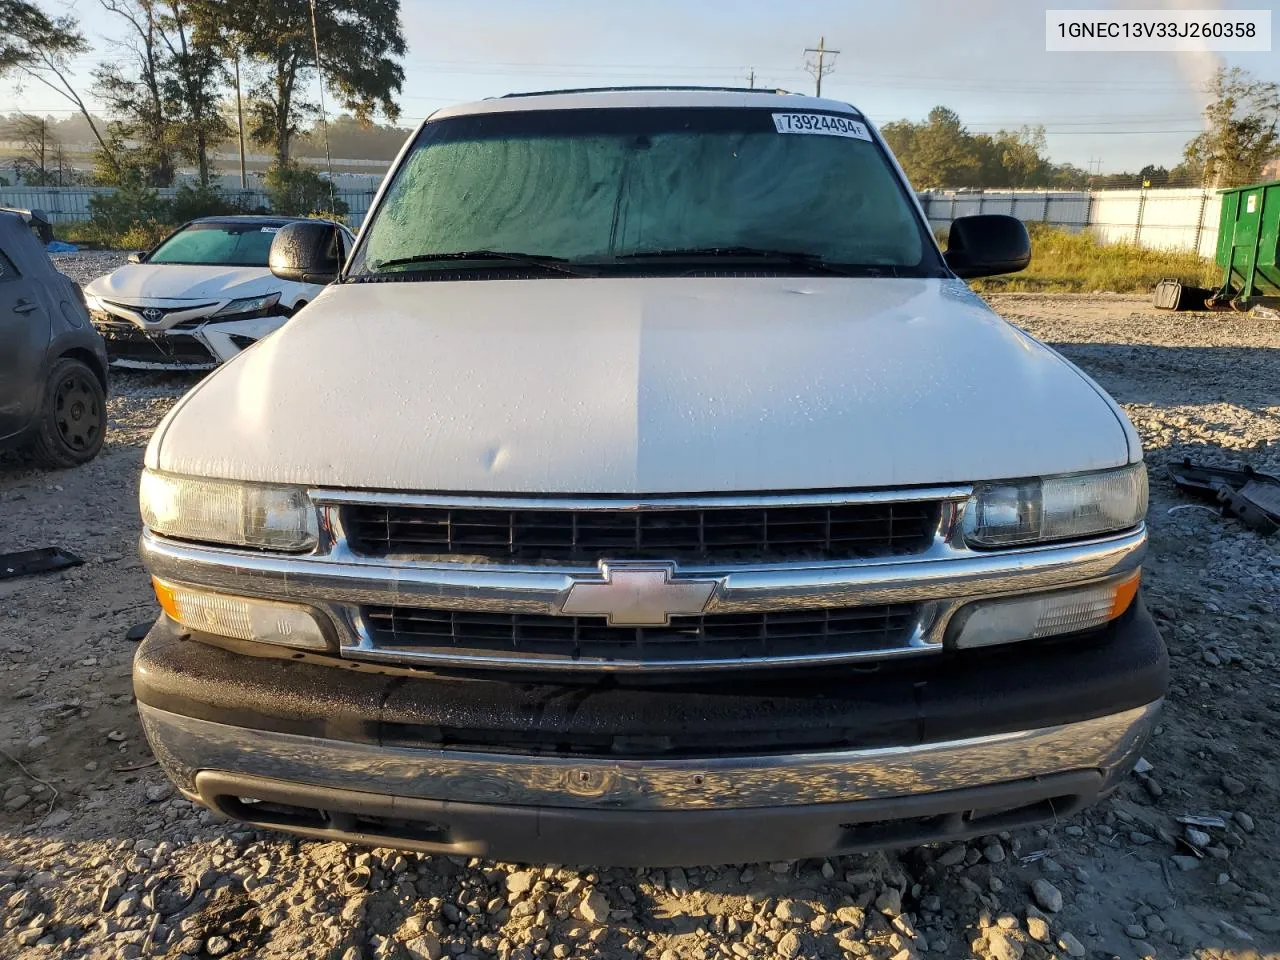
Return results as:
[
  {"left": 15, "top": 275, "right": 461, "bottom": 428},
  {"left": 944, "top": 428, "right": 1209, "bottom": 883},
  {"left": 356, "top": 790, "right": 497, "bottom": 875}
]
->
[
  {"left": 350, "top": 107, "right": 942, "bottom": 277},
  {"left": 148, "top": 222, "right": 286, "bottom": 267}
]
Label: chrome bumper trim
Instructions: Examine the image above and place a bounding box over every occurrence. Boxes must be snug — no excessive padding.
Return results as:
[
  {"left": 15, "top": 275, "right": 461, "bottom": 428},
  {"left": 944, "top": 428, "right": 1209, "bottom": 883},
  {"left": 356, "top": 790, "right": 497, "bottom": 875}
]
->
[
  {"left": 139, "top": 528, "right": 1146, "bottom": 616},
  {"left": 139, "top": 700, "right": 1161, "bottom": 811},
  {"left": 140, "top": 526, "right": 1145, "bottom": 669}
]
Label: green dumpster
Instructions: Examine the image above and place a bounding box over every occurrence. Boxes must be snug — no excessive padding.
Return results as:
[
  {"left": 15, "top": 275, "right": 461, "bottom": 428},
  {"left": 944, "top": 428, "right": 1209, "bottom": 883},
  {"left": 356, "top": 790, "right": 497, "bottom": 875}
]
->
[{"left": 1213, "top": 178, "right": 1280, "bottom": 307}]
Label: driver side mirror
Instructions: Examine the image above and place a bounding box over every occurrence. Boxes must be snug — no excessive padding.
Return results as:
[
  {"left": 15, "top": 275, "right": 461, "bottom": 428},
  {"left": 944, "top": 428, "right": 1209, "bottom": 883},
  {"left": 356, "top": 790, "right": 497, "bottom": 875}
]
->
[
  {"left": 269, "top": 221, "right": 341, "bottom": 285},
  {"left": 126, "top": 252, "right": 144, "bottom": 264},
  {"left": 944, "top": 215, "right": 1031, "bottom": 279}
]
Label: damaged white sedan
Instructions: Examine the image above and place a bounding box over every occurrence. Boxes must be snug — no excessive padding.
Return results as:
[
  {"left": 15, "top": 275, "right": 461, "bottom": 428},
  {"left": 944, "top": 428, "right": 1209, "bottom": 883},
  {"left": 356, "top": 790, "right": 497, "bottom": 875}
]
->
[{"left": 84, "top": 215, "right": 354, "bottom": 370}]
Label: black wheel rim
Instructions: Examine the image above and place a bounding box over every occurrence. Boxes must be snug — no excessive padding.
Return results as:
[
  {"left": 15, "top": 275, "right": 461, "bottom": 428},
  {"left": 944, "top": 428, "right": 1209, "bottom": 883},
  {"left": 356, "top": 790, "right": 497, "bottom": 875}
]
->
[{"left": 54, "top": 372, "right": 102, "bottom": 452}]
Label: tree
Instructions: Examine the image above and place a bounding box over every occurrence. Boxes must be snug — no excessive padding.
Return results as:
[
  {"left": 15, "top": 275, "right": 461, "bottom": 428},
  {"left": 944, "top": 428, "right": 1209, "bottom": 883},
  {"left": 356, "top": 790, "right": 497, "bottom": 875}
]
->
[
  {"left": 201, "top": 0, "right": 405, "bottom": 166},
  {"left": 1183, "top": 67, "right": 1280, "bottom": 187},
  {"left": 910, "top": 107, "right": 983, "bottom": 187},
  {"left": 263, "top": 161, "right": 347, "bottom": 216},
  {"left": 0, "top": 0, "right": 120, "bottom": 176},
  {"left": 1138, "top": 164, "right": 1169, "bottom": 188},
  {"left": 158, "top": 0, "right": 229, "bottom": 186},
  {"left": 10, "top": 112, "right": 52, "bottom": 183},
  {"left": 994, "top": 127, "right": 1051, "bottom": 188},
  {"left": 94, "top": 0, "right": 177, "bottom": 186},
  {"left": 1, "top": 0, "right": 76, "bottom": 75}
]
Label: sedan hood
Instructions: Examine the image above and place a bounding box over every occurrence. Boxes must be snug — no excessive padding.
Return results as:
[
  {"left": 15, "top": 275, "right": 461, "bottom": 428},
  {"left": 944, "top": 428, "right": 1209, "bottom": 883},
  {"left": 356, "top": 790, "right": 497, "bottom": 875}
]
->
[
  {"left": 86, "top": 263, "right": 276, "bottom": 302},
  {"left": 148, "top": 277, "right": 1136, "bottom": 492}
]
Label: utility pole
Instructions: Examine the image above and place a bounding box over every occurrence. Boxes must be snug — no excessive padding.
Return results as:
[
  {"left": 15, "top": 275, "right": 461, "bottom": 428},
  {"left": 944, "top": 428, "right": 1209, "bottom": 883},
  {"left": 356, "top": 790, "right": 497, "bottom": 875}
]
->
[
  {"left": 234, "top": 56, "right": 248, "bottom": 190},
  {"left": 804, "top": 36, "right": 840, "bottom": 97},
  {"left": 747, "top": 68, "right": 755, "bottom": 90},
  {"left": 309, "top": 0, "right": 338, "bottom": 214}
]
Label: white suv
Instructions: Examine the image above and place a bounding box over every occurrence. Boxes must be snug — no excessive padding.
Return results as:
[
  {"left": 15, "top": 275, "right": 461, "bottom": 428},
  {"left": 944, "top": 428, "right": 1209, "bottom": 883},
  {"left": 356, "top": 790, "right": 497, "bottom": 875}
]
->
[{"left": 132, "top": 88, "right": 1166, "bottom": 867}]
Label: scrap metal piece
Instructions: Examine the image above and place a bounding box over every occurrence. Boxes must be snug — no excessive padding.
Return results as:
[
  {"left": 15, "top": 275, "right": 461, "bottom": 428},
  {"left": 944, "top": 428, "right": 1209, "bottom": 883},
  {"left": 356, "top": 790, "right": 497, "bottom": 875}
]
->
[
  {"left": 1177, "top": 814, "right": 1228, "bottom": 829},
  {"left": 1216, "top": 486, "right": 1279, "bottom": 535},
  {"left": 0, "top": 547, "right": 84, "bottom": 580},
  {"left": 1167, "top": 459, "right": 1280, "bottom": 535}
]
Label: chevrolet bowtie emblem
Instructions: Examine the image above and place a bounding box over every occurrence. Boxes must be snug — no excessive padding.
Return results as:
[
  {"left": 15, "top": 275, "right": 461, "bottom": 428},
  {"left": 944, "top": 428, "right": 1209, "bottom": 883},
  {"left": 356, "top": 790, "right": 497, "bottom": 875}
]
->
[{"left": 559, "top": 562, "right": 719, "bottom": 626}]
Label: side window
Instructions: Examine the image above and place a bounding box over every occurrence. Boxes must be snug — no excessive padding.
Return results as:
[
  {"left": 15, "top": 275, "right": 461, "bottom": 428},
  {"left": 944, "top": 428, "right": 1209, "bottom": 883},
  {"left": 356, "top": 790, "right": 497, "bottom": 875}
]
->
[
  {"left": 0, "top": 249, "right": 19, "bottom": 283},
  {"left": 338, "top": 229, "right": 352, "bottom": 262}
]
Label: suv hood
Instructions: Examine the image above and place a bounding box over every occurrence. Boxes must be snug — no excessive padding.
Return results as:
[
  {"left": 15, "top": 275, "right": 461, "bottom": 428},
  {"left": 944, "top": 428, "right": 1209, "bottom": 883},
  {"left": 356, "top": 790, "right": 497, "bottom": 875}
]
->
[
  {"left": 148, "top": 277, "right": 1136, "bottom": 492},
  {"left": 86, "top": 263, "right": 276, "bottom": 302}
]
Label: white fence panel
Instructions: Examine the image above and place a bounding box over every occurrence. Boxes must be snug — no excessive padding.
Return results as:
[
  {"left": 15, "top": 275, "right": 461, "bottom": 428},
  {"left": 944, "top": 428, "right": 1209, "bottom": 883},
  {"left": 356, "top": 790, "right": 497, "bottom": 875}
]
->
[
  {"left": 919, "top": 187, "right": 1222, "bottom": 255},
  {"left": 0, "top": 185, "right": 377, "bottom": 228}
]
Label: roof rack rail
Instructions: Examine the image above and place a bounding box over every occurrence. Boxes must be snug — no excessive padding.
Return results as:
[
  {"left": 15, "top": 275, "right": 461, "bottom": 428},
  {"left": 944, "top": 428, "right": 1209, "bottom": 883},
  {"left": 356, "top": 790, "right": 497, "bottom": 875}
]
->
[{"left": 500, "top": 85, "right": 797, "bottom": 99}]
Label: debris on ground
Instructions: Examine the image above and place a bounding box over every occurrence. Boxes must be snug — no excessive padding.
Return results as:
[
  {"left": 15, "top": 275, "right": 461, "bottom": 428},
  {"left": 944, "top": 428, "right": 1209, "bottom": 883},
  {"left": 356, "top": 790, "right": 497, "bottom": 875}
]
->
[
  {"left": 0, "top": 547, "right": 84, "bottom": 581},
  {"left": 1167, "top": 459, "right": 1280, "bottom": 534}
]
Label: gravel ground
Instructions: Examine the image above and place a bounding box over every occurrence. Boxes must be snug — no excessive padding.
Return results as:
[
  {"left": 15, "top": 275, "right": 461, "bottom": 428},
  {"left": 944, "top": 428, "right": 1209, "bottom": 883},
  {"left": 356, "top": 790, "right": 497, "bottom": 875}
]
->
[{"left": 2, "top": 283, "right": 1279, "bottom": 960}]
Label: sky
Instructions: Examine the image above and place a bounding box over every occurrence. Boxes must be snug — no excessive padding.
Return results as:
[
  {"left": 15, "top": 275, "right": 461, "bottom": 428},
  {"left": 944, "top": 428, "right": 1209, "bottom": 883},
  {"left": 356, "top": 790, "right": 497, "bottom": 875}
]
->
[{"left": 3, "top": 0, "right": 1279, "bottom": 172}]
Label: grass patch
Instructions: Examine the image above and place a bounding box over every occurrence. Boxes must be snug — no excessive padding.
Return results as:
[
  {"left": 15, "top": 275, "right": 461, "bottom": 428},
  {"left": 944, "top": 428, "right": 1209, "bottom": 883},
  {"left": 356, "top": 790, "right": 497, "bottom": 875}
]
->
[
  {"left": 968, "top": 225, "right": 1220, "bottom": 294},
  {"left": 56, "top": 220, "right": 172, "bottom": 251}
]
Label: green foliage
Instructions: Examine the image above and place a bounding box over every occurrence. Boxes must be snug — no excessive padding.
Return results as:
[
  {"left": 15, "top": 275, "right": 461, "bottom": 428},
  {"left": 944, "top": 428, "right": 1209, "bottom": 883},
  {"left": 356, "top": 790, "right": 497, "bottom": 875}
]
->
[
  {"left": 263, "top": 162, "right": 348, "bottom": 216},
  {"left": 84, "top": 1, "right": 229, "bottom": 187},
  {"left": 78, "top": 181, "right": 243, "bottom": 249},
  {"left": 198, "top": 0, "right": 404, "bottom": 165},
  {"left": 1183, "top": 67, "right": 1280, "bottom": 187},
  {"left": 0, "top": 0, "right": 84, "bottom": 77},
  {"left": 969, "top": 225, "right": 1219, "bottom": 294},
  {"left": 168, "top": 183, "right": 243, "bottom": 221},
  {"left": 86, "top": 182, "right": 170, "bottom": 234},
  {"left": 883, "top": 108, "right": 1084, "bottom": 190}
]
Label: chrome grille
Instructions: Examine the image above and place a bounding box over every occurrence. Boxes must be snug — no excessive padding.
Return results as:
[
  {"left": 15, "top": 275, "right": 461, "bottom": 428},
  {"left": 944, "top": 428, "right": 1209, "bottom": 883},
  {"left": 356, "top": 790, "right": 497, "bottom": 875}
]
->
[
  {"left": 360, "top": 603, "right": 921, "bottom": 667},
  {"left": 342, "top": 500, "right": 941, "bottom": 564}
]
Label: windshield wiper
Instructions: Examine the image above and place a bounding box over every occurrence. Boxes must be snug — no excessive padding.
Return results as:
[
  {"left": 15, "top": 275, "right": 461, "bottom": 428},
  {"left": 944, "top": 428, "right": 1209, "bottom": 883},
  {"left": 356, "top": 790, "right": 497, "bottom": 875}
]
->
[
  {"left": 360, "top": 250, "right": 595, "bottom": 278},
  {"left": 610, "top": 246, "right": 896, "bottom": 277}
]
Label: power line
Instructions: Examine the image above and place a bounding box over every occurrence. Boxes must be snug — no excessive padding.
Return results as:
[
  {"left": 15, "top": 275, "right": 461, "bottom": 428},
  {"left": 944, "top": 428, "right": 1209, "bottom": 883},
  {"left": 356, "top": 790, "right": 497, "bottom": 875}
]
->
[
  {"left": 308, "top": 0, "right": 337, "bottom": 212},
  {"left": 803, "top": 37, "right": 840, "bottom": 97}
]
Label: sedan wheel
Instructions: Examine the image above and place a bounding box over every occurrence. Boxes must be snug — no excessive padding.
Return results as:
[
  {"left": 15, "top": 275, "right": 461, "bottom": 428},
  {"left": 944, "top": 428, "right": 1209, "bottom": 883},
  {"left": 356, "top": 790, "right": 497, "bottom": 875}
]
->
[{"left": 30, "top": 358, "right": 107, "bottom": 468}]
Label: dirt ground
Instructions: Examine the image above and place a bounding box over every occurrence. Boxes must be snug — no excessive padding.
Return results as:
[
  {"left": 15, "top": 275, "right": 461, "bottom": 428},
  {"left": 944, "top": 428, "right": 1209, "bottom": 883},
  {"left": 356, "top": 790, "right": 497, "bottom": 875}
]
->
[{"left": 1, "top": 283, "right": 1278, "bottom": 960}]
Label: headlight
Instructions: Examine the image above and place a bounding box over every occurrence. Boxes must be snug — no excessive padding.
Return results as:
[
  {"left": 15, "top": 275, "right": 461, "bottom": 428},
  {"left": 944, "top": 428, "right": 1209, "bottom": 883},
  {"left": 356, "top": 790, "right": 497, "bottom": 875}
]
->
[
  {"left": 212, "top": 292, "right": 281, "bottom": 320},
  {"left": 140, "top": 470, "right": 317, "bottom": 550},
  {"left": 962, "top": 464, "right": 1147, "bottom": 548}
]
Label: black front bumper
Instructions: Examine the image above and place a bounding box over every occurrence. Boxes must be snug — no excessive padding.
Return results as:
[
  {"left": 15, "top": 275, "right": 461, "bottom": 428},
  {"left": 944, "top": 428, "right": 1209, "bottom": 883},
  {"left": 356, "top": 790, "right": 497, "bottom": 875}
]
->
[
  {"left": 133, "top": 601, "right": 1166, "bottom": 865},
  {"left": 94, "top": 321, "right": 217, "bottom": 366}
]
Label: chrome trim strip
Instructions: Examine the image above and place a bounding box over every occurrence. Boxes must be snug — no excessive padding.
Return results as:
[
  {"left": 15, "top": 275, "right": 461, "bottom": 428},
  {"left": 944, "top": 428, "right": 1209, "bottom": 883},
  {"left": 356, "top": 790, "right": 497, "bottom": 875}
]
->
[
  {"left": 139, "top": 527, "right": 1146, "bottom": 616},
  {"left": 308, "top": 485, "right": 974, "bottom": 510},
  {"left": 139, "top": 700, "right": 1161, "bottom": 811}
]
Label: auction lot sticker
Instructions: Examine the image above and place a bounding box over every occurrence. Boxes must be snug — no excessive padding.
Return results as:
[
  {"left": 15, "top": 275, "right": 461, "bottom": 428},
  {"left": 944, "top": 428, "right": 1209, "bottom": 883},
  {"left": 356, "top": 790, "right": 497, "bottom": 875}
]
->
[{"left": 773, "top": 113, "right": 872, "bottom": 141}]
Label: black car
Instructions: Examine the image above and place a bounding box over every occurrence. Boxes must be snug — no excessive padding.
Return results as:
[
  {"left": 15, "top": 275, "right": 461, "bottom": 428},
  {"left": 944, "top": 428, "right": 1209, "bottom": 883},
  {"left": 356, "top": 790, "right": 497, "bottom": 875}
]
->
[{"left": 0, "top": 212, "right": 109, "bottom": 468}]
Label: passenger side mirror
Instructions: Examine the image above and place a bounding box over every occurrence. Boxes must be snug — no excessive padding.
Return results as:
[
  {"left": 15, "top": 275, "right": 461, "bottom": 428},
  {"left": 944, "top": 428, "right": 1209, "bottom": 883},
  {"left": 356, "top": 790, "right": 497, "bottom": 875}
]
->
[
  {"left": 944, "top": 215, "right": 1031, "bottom": 279},
  {"left": 268, "top": 221, "right": 341, "bottom": 285},
  {"left": 126, "top": 252, "right": 144, "bottom": 264}
]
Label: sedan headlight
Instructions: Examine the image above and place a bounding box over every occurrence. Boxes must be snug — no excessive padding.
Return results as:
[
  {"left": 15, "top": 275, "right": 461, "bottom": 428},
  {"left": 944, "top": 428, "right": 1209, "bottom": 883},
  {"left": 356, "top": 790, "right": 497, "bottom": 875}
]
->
[
  {"left": 962, "top": 464, "right": 1147, "bottom": 547},
  {"left": 140, "top": 470, "right": 317, "bottom": 551},
  {"left": 212, "top": 292, "right": 282, "bottom": 321}
]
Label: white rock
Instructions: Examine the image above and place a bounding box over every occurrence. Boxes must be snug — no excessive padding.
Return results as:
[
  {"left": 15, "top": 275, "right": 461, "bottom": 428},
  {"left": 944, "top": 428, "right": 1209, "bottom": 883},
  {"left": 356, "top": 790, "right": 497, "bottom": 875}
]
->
[{"left": 1032, "top": 879, "right": 1064, "bottom": 914}]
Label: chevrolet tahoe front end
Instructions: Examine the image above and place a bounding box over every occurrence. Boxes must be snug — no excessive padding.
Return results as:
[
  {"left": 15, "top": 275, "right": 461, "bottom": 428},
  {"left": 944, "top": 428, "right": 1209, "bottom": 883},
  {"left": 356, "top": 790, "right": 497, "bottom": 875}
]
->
[{"left": 132, "top": 89, "right": 1166, "bottom": 867}]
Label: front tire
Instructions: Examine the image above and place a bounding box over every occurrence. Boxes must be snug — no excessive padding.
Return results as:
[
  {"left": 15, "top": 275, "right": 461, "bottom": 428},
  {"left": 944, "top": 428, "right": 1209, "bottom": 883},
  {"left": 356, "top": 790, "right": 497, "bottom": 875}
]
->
[{"left": 29, "top": 358, "right": 106, "bottom": 468}]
